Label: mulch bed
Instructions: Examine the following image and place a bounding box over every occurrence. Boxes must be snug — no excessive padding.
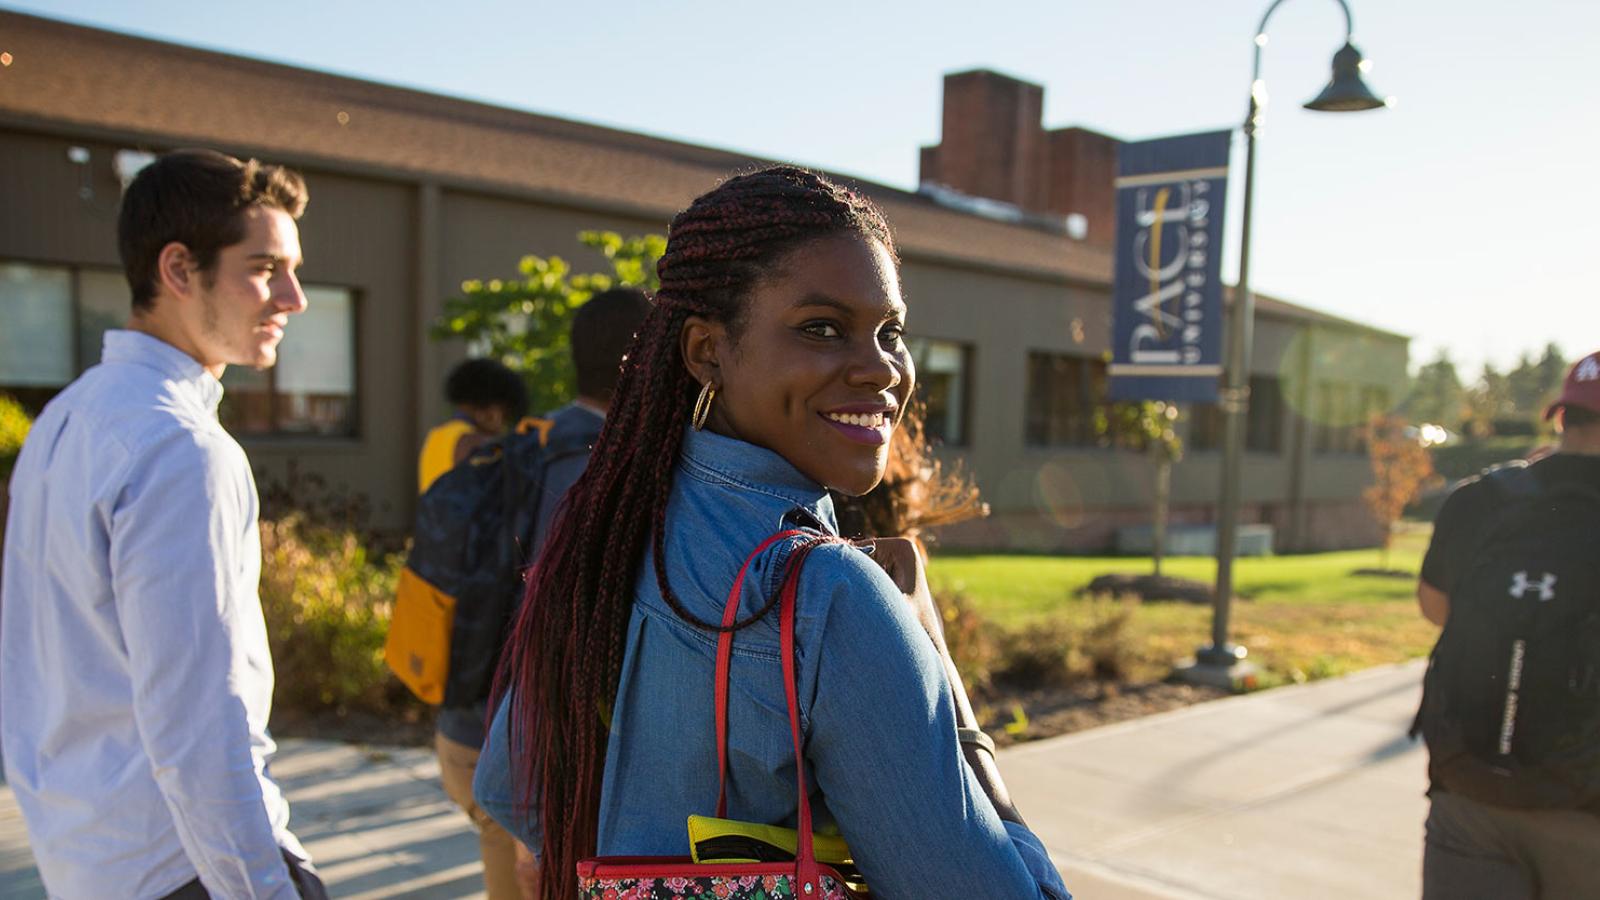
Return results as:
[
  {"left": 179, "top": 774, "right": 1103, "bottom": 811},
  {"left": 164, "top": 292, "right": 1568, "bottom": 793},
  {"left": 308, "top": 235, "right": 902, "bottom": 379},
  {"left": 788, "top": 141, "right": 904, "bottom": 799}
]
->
[
  {"left": 1351, "top": 568, "right": 1416, "bottom": 579},
  {"left": 274, "top": 678, "right": 1233, "bottom": 751},
  {"left": 1081, "top": 573, "right": 1216, "bottom": 604},
  {"left": 981, "top": 679, "right": 1232, "bottom": 748}
]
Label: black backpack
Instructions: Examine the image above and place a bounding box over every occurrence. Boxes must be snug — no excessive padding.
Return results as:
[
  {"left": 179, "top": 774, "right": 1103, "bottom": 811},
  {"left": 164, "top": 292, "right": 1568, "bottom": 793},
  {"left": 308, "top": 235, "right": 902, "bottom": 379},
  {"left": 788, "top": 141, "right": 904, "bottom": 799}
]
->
[
  {"left": 403, "top": 419, "right": 590, "bottom": 708},
  {"left": 1412, "top": 462, "right": 1600, "bottom": 811}
]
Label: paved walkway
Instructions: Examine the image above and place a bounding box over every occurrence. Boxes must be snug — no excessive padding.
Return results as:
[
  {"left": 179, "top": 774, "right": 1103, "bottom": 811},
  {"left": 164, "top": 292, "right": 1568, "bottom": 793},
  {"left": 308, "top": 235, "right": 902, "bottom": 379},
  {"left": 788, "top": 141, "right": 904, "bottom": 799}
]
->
[
  {"left": 1011, "top": 660, "right": 1429, "bottom": 899},
  {"left": 0, "top": 660, "right": 1429, "bottom": 899}
]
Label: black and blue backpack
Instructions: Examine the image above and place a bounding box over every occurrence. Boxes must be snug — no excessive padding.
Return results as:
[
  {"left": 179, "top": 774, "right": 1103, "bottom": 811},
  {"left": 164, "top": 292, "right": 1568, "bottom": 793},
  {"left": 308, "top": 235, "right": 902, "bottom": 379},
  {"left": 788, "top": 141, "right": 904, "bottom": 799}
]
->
[
  {"left": 387, "top": 418, "right": 590, "bottom": 707},
  {"left": 1412, "top": 461, "right": 1600, "bottom": 811}
]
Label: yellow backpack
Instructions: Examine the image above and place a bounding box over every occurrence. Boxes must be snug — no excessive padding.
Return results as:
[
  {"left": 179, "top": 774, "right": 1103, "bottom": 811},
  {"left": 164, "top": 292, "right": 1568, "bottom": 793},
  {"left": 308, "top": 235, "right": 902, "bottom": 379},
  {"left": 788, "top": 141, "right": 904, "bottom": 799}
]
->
[{"left": 385, "top": 416, "right": 552, "bottom": 704}]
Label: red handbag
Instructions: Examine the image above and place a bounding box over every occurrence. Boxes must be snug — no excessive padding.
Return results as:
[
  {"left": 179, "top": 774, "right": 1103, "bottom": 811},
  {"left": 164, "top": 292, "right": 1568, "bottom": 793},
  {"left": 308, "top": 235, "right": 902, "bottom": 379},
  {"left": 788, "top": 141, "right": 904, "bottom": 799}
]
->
[{"left": 576, "top": 530, "right": 866, "bottom": 899}]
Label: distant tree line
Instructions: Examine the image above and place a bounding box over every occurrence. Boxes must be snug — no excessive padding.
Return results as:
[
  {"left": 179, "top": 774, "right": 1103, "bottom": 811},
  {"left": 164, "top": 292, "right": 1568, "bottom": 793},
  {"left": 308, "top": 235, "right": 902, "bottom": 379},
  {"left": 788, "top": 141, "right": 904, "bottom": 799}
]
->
[{"left": 1403, "top": 343, "right": 1567, "bottom": 437}]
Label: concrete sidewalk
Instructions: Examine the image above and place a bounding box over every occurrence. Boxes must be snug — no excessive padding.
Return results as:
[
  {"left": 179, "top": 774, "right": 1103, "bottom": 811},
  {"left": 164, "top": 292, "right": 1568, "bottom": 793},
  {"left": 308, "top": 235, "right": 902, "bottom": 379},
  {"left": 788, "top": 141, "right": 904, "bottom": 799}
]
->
[
  {"left": 0, "top": 660, "right": 1429, "bottom": 899},
  {"left": 1010, "top": 659, "right": 1429, "bottom": 899},
  {"left": 0, "top": 738, "right": 488, "bottom": 899}
]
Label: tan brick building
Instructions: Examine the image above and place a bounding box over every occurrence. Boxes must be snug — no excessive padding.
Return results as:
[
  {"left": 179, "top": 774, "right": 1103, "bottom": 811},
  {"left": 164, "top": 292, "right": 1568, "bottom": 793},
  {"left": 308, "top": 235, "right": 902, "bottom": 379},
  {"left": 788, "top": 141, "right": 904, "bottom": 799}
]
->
[{"left": 0, "top": 11, "right": 1407, "bottom": 551}]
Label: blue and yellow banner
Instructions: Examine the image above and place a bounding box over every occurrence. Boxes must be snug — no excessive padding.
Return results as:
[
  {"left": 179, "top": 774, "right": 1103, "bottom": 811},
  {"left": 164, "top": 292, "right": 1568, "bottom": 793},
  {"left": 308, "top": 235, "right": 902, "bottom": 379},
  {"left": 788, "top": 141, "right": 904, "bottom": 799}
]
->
[{"left": 1108, "top": 130, "right": 1231, "bottom": 403}]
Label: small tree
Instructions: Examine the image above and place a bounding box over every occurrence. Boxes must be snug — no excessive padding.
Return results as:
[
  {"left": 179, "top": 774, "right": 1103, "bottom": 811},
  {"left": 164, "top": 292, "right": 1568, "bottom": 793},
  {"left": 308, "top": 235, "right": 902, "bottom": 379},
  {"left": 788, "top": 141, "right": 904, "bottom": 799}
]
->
[
  {"left": 1363, "top": 413, "right": 1438, "bottom": 570},
  {"left": 1095, "top": 400, "right": 1183, "bottom": 575},
  {"left": 431, "top": 230, "right": 665, "bottom": 414}
]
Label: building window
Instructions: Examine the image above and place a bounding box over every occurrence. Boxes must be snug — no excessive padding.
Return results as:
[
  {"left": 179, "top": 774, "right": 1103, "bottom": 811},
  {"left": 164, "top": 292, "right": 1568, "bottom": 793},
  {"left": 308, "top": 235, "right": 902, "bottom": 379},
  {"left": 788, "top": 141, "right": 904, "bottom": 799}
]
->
[
  {"left": 0, "top": 259, "right": 357, "bottom": 437},
  {"left": 1353, "top": 385, "right": 1390, "bottom": 452},
  {"left": 1312, "top": 381, "right": 1387, "bottom": 455},
  {"left": 0, "top": 264, "right": 74, "bottom": 411},
  {"left": 907, "top": 337, "right": 970, "bottom": 446},
  {"left": 1183, "top": 375, "right": 1283, "bottom": 453},
  {"left": 78, "top": 270, "right": 132, "bottom": 372},
  {"left": 1313, "top": 382, "right": 1347, "bottom": 453},
  {"left": 1189, "top": 401, "right": 1223, "bottom": 451},
  {"left": 1245, "top": 376, "right": 1285, "bottom": 453},
  {"left": 1025, "top": 351, "right": 1107, "bottom": 447},
  {"left": 221, "top": 286, "right": 358, "bottom": 436}
]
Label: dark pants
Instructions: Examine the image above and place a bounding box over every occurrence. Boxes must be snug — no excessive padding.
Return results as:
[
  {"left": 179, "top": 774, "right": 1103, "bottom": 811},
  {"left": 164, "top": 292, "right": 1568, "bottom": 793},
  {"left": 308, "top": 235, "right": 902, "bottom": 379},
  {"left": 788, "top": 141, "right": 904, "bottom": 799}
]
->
[
  {"left": 1423, "top": 790, "right": 1600, "bottom": 900},
  {"left": 160, "top": 848, "right": 328, "bottom": 900}
]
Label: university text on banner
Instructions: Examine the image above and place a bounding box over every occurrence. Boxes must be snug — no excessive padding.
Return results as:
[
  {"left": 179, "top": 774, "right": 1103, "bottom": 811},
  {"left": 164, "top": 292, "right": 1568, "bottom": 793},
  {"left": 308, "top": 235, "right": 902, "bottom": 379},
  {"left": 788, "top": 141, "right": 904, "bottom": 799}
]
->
[{"left": 1109, "top": 130, "right": 1231, "bottom": 403}]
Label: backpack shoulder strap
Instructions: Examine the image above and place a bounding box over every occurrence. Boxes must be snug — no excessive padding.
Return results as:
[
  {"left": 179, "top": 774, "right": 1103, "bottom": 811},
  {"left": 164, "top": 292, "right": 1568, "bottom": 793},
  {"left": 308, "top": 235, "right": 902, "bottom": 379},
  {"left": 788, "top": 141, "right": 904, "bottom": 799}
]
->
[
  {"left": 1483, "top": 460, "right": 1536, "bottom": 497},
  {"left": 515, "top": 415, "right": 554, "bottom": 444},
  {"left": 541, "top": 425, "right": 595, "bottom": 466},
  {"left": 1486, "top": 459, "right": 1600, "bottom": 509}
]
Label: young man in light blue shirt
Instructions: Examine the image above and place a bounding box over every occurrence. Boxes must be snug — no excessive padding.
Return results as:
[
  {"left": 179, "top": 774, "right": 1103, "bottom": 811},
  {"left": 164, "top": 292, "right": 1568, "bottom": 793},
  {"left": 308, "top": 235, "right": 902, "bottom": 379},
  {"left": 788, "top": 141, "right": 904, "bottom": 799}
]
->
[{"left": 1, "top": 149, "right": 322, "bottom": 899}]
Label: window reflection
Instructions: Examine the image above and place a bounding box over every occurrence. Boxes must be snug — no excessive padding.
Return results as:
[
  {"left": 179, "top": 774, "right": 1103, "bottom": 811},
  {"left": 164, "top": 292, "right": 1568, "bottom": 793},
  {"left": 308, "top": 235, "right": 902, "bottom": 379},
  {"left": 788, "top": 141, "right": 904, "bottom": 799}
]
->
[
  {"left": 907, "top": 337, "right": 970, "bottom": 446},
  {"left": 0, "top": 259, "right": 357, "bottom": 438}
]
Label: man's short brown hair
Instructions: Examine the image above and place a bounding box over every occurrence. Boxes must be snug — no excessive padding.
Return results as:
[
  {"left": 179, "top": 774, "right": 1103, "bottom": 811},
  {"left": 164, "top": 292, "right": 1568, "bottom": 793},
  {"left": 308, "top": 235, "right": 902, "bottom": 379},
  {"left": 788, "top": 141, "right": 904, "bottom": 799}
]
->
[{"left": 118, "top": 149, "right": 309, "bottom": 311}]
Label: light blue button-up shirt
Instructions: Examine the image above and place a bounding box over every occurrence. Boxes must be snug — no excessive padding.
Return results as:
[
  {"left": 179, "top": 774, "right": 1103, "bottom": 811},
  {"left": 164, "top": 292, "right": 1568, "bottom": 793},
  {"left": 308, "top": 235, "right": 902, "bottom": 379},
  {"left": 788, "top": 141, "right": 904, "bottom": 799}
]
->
[
  {"left": 1, "top": 331, "right": 303, "bottom": 899},
  {"left": 475, "top": 427, "right": 1070, "bottom": 899}
]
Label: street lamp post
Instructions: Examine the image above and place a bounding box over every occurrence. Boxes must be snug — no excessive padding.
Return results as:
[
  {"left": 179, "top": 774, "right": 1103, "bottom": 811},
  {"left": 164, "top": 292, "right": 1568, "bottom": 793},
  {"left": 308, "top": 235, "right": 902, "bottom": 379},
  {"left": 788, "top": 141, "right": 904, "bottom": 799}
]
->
[{"left": 1196, "top": 0, "right": 1389, "bottom": 673}]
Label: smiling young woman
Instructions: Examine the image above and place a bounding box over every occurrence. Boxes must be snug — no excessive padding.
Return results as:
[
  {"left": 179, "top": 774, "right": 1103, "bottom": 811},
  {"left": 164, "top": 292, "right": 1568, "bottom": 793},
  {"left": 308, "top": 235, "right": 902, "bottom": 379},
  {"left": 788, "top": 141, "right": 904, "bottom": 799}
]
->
[
  {"left": 682, "top": 231, "right": 911, "bottom": 497},
  {"left": 474, "top": 167, "right": 1070, "bottom": 900}
]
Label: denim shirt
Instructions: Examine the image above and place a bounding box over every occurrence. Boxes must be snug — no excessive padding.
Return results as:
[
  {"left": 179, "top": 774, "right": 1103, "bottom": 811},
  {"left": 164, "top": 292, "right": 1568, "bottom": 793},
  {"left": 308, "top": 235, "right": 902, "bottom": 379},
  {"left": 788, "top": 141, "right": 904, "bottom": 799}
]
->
[{"left": 476, "top": 428, "right": 1070, "bottom": 899}]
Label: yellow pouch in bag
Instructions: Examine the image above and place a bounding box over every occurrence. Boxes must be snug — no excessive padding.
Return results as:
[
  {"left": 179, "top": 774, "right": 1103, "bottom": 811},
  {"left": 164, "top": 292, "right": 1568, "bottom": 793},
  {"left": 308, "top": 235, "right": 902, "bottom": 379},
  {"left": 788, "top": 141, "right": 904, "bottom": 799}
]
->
[
  {"left": 383, "top": 567, "right": 455, "bottom": 705},
  {"left": 687, "top": 815, "right": 868, "bottom": 894}
]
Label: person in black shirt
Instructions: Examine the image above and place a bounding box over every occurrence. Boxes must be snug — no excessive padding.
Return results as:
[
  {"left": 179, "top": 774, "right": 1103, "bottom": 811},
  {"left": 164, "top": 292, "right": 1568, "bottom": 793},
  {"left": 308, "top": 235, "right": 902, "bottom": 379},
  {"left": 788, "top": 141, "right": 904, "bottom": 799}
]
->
[
  {"left": 1416, "top": 349, "right": 1600, "bottom": 899},
  {"left": 432, "top": 288, "right": 648, "bottom": 900}
]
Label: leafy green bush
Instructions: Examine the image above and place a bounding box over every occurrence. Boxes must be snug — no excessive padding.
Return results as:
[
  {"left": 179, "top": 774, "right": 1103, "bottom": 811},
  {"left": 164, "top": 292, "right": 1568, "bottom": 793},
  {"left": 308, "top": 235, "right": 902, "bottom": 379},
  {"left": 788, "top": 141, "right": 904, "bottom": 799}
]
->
[
  {"left": 1079, "top": 594, "right": 1140, "bottom": 680},
  {"left": 938, "top": 590, "right": 1001, "bottom": 695},
  {"left": 0, "top": 394, "right": 31, "bottom": 484},
  {"left": 994, "top": 618, "right": 1078, "bottom": 689},
  {"left": 258, "top": 513, "right": 413, "bottom": 716},
  {"left": 954, "top": 591, "right": 1142, "bottom": 691}
]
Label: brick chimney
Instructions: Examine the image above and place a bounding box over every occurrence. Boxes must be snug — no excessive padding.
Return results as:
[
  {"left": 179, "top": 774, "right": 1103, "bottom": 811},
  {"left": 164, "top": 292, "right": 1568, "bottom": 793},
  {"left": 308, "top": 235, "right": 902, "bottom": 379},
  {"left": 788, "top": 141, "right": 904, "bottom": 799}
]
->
[
  {"left": 920, "top": 69, "right": 1118, "bottom": 246},
  {"left": 1044, "top": 126, "right": 1118, "bottom": 247},
  {"left": 920, "top": 70, "right": 1045, "bottom": 209}
]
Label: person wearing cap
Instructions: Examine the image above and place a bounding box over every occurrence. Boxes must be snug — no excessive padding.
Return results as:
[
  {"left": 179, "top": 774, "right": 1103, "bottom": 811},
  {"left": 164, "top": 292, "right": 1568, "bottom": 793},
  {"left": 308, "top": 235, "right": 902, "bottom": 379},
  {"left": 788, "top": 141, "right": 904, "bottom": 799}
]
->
[{"left": 1413, "top": 349, "right": 1600, "bottom": 899}]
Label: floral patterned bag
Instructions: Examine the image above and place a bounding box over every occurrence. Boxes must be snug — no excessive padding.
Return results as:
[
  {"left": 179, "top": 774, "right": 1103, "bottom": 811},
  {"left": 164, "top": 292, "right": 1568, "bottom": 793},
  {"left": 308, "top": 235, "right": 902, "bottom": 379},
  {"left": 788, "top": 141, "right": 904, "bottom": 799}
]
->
[{"left": 576, "top": 531, "right": 865, "bottom": 899}]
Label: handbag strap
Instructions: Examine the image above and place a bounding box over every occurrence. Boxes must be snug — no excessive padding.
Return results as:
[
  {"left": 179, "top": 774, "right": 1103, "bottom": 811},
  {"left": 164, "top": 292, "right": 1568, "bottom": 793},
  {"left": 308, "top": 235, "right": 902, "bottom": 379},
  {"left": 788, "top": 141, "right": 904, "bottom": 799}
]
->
[
  {"left": 715, "top": 529, "right": 807, "bottom": 816},
  {"left": 714, "top": 529, "right": 841, "bottom": 890}
]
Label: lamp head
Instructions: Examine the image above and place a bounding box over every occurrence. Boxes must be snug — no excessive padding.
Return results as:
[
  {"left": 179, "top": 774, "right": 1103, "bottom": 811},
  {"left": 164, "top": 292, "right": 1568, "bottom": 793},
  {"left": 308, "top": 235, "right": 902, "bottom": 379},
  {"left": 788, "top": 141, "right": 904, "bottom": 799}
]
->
[{"left": 1304, "top": 42, "right": 1390, "bottom": 112}]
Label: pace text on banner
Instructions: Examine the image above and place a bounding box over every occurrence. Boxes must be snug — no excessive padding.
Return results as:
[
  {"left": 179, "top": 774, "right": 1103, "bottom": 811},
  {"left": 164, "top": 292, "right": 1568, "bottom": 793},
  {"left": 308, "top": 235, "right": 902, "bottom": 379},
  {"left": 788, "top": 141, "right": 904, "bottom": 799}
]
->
[{"left": 1109, "top": 130, "right": 1231, "bottom": 403}]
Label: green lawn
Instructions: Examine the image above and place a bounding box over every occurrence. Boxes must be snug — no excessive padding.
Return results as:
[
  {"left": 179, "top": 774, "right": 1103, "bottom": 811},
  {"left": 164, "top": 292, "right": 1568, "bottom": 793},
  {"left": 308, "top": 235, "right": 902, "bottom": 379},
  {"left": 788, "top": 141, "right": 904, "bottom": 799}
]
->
[{"left": 929, "top": 525, "right": 1438, "bottom": 688}]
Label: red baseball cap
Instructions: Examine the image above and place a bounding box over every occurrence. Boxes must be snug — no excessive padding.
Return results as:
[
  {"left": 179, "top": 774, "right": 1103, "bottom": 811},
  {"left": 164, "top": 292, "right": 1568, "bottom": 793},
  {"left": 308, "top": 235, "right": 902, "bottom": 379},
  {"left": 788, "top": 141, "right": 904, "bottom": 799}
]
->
[{"left": 1544, "top": 350, "right": 1600, "bottom": 419}]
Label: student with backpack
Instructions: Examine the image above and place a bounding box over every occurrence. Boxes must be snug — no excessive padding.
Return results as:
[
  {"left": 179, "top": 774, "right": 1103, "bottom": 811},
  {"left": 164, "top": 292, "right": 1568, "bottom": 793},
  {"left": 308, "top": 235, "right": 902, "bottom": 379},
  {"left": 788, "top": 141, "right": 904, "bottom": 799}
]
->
[
  {"left": 1413, "top": 348, "right": 1600, "bottom": 899},
  {"left": 417, "top": 288, "right": 649, "bottom": 900},
  {"left": 417, "top": 358, "right": 529, "bottom": 494}
]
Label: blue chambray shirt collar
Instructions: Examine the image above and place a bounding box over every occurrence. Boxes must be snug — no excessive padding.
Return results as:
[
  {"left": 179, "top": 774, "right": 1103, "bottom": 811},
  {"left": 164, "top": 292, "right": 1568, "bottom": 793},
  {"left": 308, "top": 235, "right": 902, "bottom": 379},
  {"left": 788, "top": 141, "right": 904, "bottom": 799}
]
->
[
  {"left": 101, "top": 330, "right": 225, "bottom": 415},
  {"left": 679, "top": 427, "right": 839, "bottom": 533}
]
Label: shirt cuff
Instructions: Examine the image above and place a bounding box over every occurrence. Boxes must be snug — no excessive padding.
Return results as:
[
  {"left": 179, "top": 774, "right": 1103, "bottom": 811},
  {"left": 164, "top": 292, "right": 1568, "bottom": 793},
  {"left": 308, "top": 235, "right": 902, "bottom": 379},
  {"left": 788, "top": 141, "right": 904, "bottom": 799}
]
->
[{"left": 1003, "top": 820, "right": 1073, "bottom": 900}]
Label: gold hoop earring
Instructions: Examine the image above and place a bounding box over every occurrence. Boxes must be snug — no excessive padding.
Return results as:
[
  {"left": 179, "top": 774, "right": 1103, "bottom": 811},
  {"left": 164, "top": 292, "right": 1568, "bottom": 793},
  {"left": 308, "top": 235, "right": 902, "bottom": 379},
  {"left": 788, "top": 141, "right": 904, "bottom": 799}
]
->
[{"left": 692, "top": 382, "right": 717, "bottom": 431}]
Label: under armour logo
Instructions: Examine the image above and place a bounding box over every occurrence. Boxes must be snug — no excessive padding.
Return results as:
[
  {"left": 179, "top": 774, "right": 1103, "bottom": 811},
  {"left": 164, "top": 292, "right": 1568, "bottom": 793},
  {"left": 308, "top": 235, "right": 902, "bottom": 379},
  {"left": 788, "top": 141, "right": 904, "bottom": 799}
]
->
[
  {"left": 1509, "top": 571, "right": 1557, "bottom": 602},
  {"left": 1578, "top": 357, "right": 1600, "bottom": 382}
]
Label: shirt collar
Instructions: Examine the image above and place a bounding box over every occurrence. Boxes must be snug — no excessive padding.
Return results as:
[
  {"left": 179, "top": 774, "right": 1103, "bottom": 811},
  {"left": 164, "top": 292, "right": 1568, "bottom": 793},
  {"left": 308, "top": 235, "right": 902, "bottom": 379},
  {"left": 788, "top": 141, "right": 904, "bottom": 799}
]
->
[
  {"left": 572, "top": 397, "right": 608, "bottom": 419},
  {"left": 680, "top": 427, "right": 835, "bottom": 518},
  {"left": 101, "top": 330, "right": 224, "bottom": 413}
]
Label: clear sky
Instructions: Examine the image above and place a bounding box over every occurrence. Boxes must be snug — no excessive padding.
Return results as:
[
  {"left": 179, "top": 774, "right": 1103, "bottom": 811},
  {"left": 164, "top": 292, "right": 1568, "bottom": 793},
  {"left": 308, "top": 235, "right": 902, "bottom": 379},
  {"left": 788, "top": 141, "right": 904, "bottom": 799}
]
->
[{"left": 8, "top": 0, "right": 1597, "bottom": 379}]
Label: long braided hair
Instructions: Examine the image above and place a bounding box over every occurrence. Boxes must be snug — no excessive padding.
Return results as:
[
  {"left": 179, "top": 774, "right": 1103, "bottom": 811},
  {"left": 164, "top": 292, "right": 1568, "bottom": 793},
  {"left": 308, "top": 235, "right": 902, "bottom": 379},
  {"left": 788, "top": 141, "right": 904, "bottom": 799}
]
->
[{"left": 496, "top": 166, "right": 896, "bottom": 900}]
